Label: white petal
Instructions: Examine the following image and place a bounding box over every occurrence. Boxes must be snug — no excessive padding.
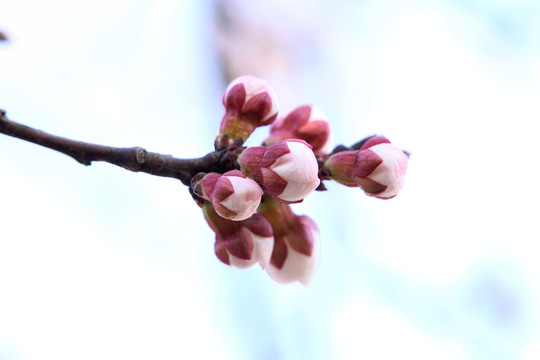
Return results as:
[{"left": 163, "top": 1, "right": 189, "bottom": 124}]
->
[
  {"left": 368, "top": 143, "right": 408, "bottom": 198},
  {"left": 307, "top": 106, "right": 328, "bottom": 123},
  {"left": 228, "top": 231, "right": 274, "bottom": 270},
  {"left": 266, "top": 228, "right": 320, "bottom": 286},
  {"left": 252, "top": 234, "right": 274, "bottom": 270},
  {"left": 317, "top": 131, "right": 333, "bottom": 155},
  {"left": 228, "top": 255, "right": 256, "bottom": 269},
  {"left": 306, "top": 106, "right": 333, "bottom": 155}
]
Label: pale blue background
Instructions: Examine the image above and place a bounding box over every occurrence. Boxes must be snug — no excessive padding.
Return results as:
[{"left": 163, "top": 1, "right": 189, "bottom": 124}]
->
[{"left": 1, "top": 1, "right": 540, "bottom": 359}]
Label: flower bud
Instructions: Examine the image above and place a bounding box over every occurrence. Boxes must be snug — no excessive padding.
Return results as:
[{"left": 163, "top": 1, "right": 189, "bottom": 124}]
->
[
  {"left": 258, "top": 197, "right": 320, "bottom": 286},
  {"left": 203, "top": 202, "right": 274, "bottom": 269},
  {"left": 265, "top": 104, "right": 332, "bottom": 155},
  {"left": 219, "top": 75, "right": 279, "bottom": 143},
  {"left": 238, "top": 139, "right": 320, "bottom": 203},
  {"left": 194, "top": 170, "right": 263, "bottom": 221},
  {"left": 325, "top": 136, "right": 408, "bottom": 199}
]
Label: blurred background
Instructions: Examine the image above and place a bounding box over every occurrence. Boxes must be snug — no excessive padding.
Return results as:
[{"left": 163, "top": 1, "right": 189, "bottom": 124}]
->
[{"left": 1, "top": 0, "right": 540, "bottom": 359}]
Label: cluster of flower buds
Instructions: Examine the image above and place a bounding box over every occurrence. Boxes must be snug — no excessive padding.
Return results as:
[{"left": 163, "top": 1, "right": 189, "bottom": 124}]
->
[{"left": 191, "top": 75, "right": 409, "bottom": 285}]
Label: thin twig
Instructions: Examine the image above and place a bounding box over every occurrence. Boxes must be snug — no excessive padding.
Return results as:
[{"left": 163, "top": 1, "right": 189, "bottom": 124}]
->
[
  {"left": 1, "top": 109, "right": 338, "bottom": 190},
  {"left": 0, "top": 109, "right": 231, "bottom": 185}
]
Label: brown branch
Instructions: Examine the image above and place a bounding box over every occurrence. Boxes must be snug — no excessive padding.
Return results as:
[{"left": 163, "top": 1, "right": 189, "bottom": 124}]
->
[
  {"left": 0, "top": 109, "right": 236, "bottom": 186},
  {"left": 0, "top": 108, "right": 346, "bottom": 191}
]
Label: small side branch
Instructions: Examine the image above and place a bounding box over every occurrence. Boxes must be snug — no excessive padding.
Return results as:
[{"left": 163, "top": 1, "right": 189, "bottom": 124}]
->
[{"left": 0, "top": 109, "right": 229, "bottom": 185}]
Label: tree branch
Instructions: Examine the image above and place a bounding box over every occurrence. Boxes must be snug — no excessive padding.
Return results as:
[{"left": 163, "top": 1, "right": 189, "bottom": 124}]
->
[{"left": 0, "top": 109, "right": 236, "bottom": 185}]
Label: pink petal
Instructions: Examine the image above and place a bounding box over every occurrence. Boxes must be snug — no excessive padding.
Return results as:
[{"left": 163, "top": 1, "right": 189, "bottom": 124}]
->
[
  {"left": 251, "top": 232, "right": 274, "bottom": 269},
  {"left": 222, "top": 169, "right": 246, "bottom": 178}
]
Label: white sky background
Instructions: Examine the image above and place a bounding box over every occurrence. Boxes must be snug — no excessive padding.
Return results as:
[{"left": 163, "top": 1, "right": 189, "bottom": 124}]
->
[{"left": 1, "top": 0, "right": 540, "bottom": 360}]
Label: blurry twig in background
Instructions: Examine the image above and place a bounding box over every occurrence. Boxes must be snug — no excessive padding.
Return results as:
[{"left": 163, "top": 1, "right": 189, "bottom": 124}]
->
[
  {"left": 212, "top": 0, "right": 326, "bottom": 112},
  {"left": 0, "top": 30, "right": 9, "bottom": 41},
  {"left": 213, "top": 0, "right": 297, "bottom": 84}
]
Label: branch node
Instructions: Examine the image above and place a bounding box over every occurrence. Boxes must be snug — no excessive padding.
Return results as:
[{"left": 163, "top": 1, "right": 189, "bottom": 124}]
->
[{"left": 135, "top": 147, "right": 147, "bottom": 165}]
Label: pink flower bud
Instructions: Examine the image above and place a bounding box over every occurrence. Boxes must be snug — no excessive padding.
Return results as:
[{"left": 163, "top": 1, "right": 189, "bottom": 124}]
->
[
  {"left": 325, "top": 136, "right": 408, "bottom": 199},
  {"left": 238, "top": 139, "right": 320, "bottom": 203},
  {"left": 219, "top": 75, "right": 279, "bottom": 143},
  {"left": 265, "top": 104, "right": 332, "bottom": 155},
  {"left": 195, "top": 170, "right": 263, "bottom": 221},
  {"left": 258, "top": 197, "right": 320, "bottom": 286},
  {"left": 203, "top": 202, "right": 274, "bottom": 269},
  {"left": 359, "top": 142, "right": 408, "bottom": 199}
]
